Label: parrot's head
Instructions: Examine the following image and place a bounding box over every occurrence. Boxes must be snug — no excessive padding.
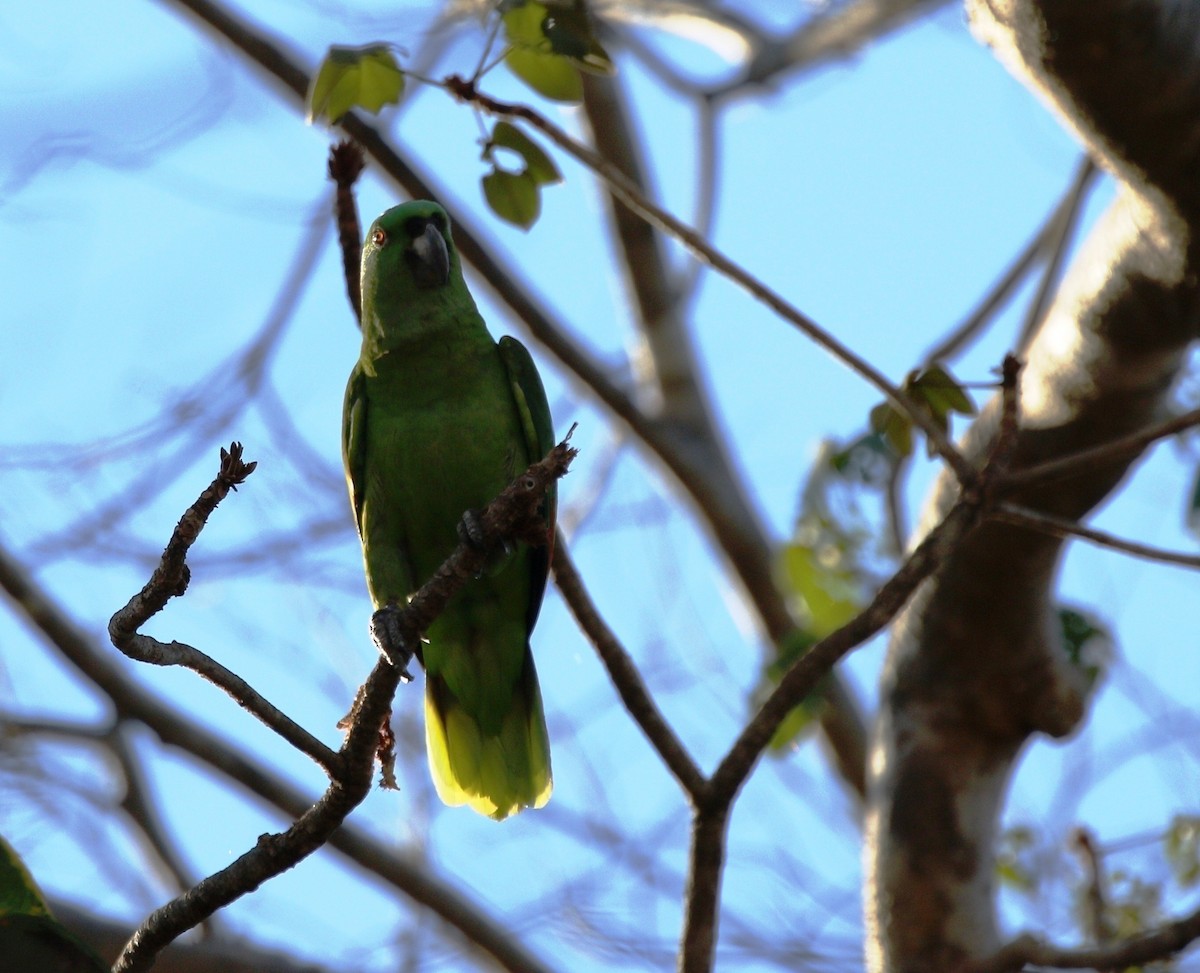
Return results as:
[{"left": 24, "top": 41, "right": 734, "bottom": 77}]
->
[{"left": 360, "top": 201, "right": 466, "bottom": 347}]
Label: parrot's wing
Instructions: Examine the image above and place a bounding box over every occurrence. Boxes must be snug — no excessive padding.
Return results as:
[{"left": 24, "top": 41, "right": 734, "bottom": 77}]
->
[
  {"left": 342, "top": 360, "right": 368, "bottom": 540},
  {"left": 498, "top": 336, "right": 555, "bottom": 627},
  {"left": 0, "top": 836, "right": 50, "bottom": 919},
  {"left": 0, "top": 837, "right": 107, "bottom": 972}
]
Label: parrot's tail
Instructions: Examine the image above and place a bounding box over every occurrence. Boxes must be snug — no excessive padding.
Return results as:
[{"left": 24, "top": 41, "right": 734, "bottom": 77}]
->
[{"left": 424, "top": 650, "right": 552, "bottom": 820}]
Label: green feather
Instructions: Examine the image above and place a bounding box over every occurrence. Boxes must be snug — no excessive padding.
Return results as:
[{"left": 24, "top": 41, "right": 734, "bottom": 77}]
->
[
  {"left": 344, "top": 200, "right": 553, "bottom": 820},
  {"left": 0, "top": 836, "right": 107, "bottom": 972}
]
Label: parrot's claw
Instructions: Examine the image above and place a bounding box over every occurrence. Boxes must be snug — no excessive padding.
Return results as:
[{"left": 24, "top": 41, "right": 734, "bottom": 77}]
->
[
  {"left": 457, "top": 509, "right": 488, "bottom": 550},
  {"left": 369, "top": 608, "right": 415, "bottom": 682},
  {"left": 457, "top": 509, "right": 515, "bottom": 563}
]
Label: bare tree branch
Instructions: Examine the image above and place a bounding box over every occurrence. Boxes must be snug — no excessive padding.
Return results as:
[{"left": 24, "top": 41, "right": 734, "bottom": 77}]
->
[
  {"left": 551, "top": 533, "right": 705, "bottom": 796},
  {"left": 1003, "top": 405, "right": 1200, "bottom": 491},
  {"left": 994, "top": 502, "right": 1200, "bottom": 569},
  {"left": 925, "top": 156, "right": 1098, "bottom": 364},
  {"left": 970, "top": 906, "right": 1200, "bottom": 973},
  {"left": 0, "top": 462, "right": 567, "bottom": 973},
  {"left": 328, "top": 139, "right": 365, "bottom": 322},
  {"left": 52, "top": 899, "right": 332, "bottom": 973},
  {"left": 108, "top": 439, "right": 577, "bottom": 971},
  {"left": 107, "top": 444, "right": 340, "bottom": 774}
]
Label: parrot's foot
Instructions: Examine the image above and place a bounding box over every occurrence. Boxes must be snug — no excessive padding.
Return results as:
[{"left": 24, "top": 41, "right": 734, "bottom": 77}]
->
[
  {"left": 369, "top": 608, "right": 415, "bottom": 682},
  {"left": 457, "top": 509, "right": 513, "bottom": 561},
  {"left": 457, "top": 509, "right": 488, "bottom": 550}
]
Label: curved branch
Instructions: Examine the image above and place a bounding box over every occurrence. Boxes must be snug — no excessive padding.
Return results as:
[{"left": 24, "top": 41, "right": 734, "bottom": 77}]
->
[
  {"left": 551, "top": 534, "right": 706, "bottom": 797},
  {"left": 970, "top": 908, "right": 1200, "bottom": 973}
]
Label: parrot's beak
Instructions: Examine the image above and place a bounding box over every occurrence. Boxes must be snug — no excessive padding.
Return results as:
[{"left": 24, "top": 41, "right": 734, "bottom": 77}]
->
[{"left": 410, "top": 222, "right": 451, "bottom": 289}]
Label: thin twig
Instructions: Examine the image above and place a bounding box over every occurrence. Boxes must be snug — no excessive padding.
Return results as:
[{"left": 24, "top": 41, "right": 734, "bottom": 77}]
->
[
  {"left": 1070, "top": 827, "right": 1113, "bottom": 946},
  {"left": 444, "top": 75, "right": 974, "bottom": 484},
  {"left": 328, "top": 140, "right": 365, "bottom": 323},
  {"left": 706, "top": 0, "right": 955, "bottom": 99},
  {"left": 1014, "top": 156, "right": 1099, "bottom": 352},
  {"left": 110, "top": 723, "right": 200, "bottom": 901},
  {"left": 925, "top": 156, "right": 1097, "bottom": 363},
  {"left": 113, "top": 657, "right": 402, "bottom": 973},
  {"left": 551, "top": 534, "right": 706, "bottom": 797},
  {"left": 993, "top": 502, "right": 1200, "bottom": 569},
  {"left": 1003, "top": 406, "right": 1200, "bottom": 491},
  {"left": 107, "top": 443, "right": 340, "bottom": 774},
  {"left": 968, "top": 902, "right": 1200, "bottom": 973}
]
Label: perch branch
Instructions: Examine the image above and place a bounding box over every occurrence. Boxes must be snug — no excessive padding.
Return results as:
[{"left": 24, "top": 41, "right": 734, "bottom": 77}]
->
[{"left": 112, "top": 437, "right": 577, "bottom": 972}]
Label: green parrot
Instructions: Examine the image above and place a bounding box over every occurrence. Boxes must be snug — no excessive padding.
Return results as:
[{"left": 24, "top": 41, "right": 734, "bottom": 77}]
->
[
  {"left": 343, "top": 200, "right": 555, "bottom": 820},
  {"left": 0, "top": 835, "right": 107, "bottom": 972}
]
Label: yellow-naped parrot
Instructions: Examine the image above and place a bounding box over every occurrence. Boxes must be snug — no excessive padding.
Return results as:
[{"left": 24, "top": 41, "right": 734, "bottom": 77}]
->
[{"left": 343, "top": 200, "right": 554, "bottom": 820}]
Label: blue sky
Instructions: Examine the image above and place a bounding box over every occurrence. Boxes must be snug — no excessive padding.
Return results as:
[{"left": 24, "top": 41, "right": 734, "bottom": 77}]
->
[{"left": 3, "top": 2, "right": 1198, "bottom": 970}]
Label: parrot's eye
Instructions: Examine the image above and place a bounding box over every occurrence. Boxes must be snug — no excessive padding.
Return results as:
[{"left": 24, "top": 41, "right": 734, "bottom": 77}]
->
[{"left": 372, "top": 229, "right": 387, "bottom": 246}]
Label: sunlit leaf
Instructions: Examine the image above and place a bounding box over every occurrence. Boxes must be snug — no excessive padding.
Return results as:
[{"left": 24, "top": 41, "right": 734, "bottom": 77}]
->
[
  {"left": 488, "top": 121, "right": 562, "bottom": 185},
  {"left": 869, "top": 401, "right": 913, "bottom": 459},
  {"left": 540, "top": 4, "right": 614, "bottom": 74},
  {"left": 1166, "top": 815, "right": 1200, "bottom": 888},
  {"left": 505, "top": 48, "right": 583, "bottom": 102},
  {"left": 766, "top": 701, "right": 818, "bottom": 752},
  {"left": 778, "top": 543, "right": 862, "bottom": 637},
  {"left": 483, "top": 168, "right": 541, "bottom": 229},
  {"left": 502, "top": 3, "right": 584, "bottom": 102},
  {"left": 995, "top": 825, "right": 1039, "bottom": 893},
  {"left": 908, "top": 363, "right": 977, "bottom": 419},
  {"left": 306, "top": 43, "right": 405, "bottom": 124}
]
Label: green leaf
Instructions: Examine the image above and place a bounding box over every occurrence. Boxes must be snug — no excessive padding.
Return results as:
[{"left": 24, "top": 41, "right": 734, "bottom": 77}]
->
[
  {"left": 869, "top": 401, "right": 913, "bottom": 459},
  {"left": 483, "top": 168, "right": 541, "bottom": 229},
  {"left": 766, "top": 700, "right": 819, "bottom": 752},
  {"left": 504, "top": 47, "right": 583, "bottom": 102},
  {"left": 502, "top": 3, "right": 583, "bottom": 102},
  {"left": 488, "top": 122, "right": 562, "bottom": 185},
  {"left": 540, "top": 4, "right": 614, "bottom": 74},
  {"left": 778, "top": 543, "right": 862, "bottom": 637},
  {"left": 908, "top": 363, "right": 977, "bottom": 419},
  {"left": 867, "top": 365, "right": 975, "bottom": 460},
  {"left": 307, "top": 43, "right": 405, "bottom": 125},
  {"left": 1057, "top": 606, "right": 1111, "bottom": 689},
  {"left": 745, "top": 629, "right": 825, "bottom": 754},
  {"left": 995, "top": 825, "right": 1039, "bottom": 894},
  {"left": 1166, "top": 815, "right": 1200, "bottom": 888}
]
